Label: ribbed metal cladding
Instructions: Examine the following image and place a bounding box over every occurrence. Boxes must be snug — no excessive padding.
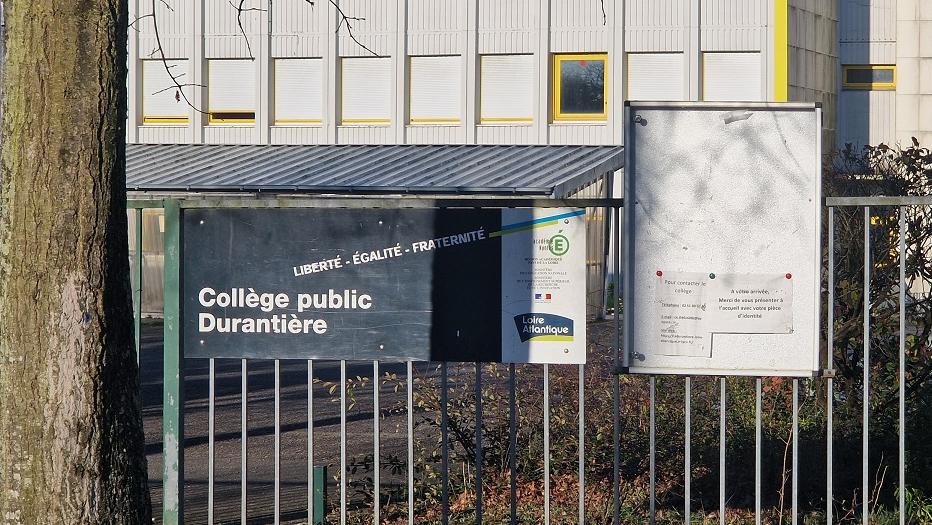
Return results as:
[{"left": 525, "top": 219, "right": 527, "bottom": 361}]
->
[{"left": 125, "top": 144, "right": 624, "bottom": 195}]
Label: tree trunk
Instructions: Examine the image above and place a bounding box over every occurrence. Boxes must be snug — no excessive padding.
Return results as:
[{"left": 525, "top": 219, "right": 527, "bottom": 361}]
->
[{"left": 0, "top": 0, "right": 152, "bottom": 523}]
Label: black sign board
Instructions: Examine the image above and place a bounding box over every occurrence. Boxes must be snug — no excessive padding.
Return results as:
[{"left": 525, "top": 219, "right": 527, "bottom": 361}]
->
[{"left": 184, "top": 208, "right": 507, "bottom": 361}]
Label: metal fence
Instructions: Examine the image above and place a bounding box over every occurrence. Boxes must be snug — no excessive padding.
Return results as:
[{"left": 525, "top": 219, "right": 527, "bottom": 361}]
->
[{"left": 133, "top": 195, "right": 932, "bottom": 525}]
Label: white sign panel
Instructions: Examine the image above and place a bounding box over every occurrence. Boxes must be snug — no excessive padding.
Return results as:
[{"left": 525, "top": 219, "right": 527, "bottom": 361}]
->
[
  {"left": 624, "top": 102, "right": 822, "bottom": 376},
  {"left": 501, "top": 208, "right": 587, "bottom": 364}
]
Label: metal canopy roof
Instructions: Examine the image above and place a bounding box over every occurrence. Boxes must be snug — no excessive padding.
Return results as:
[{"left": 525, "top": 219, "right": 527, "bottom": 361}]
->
[{"left": 125, "top": 144, "right": 624, "bottom": 196}]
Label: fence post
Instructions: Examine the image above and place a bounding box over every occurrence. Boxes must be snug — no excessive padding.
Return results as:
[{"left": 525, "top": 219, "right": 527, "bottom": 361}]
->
[{"left": 162, "top": 199, "right": 184, "bottom": 525}]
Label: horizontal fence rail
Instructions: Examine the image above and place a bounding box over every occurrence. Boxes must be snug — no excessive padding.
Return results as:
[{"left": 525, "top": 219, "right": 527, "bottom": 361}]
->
[{"left": 129, "top": 196, "right": 932, "bottom": 525}]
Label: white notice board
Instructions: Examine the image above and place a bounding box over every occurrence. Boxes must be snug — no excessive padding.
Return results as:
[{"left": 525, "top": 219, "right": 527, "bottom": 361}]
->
[{"left": 623, "top": 102, "right": 822, "bottom": 377}]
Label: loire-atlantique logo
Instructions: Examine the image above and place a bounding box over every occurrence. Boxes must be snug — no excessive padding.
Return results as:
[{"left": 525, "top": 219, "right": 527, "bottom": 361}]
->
[{"left": 513, "top": 313, "right": 574, "bottom": 342}]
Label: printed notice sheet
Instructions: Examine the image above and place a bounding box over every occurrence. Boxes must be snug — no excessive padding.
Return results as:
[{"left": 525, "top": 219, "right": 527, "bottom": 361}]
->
[{"left": 653, "top": 271, "right": 794, "bottom": 357}]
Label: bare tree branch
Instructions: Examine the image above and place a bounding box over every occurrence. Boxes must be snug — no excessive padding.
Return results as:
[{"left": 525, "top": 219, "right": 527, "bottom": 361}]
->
[{"left": 149, "top": 0, "right": 206, "bottom": 114}]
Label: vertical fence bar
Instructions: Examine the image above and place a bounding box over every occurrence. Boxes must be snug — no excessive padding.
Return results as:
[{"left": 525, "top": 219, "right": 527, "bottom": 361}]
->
[
  {"left": 613, "top": 203, "right": 622, "bottom": 525},
  {"left": 792, "top": 378, "right": 799, "bottom": 524},
  {"left": 476, "top": 362, "right": 483, "bottom": 525},
  {"left": 308, "top": 360, "right": 314, "bottom": 525},
  {"left": 755, "top": 378, "right": 761, "bottom": 525},
  {"left": 510, "top": 363, "right": 517, "bottom": 525},
  {"left": 208, "top": 359, "right": 216, "bottom": 525},
  {"left": 544, "top": 364, "right": 551, "bottom": 525},
  {"left": 373, "top": 361, "right": 380, "bottom": 525},
  {"left": 133, "top": 207, "right": 142, "bottom": 361},
  {"left": 407, "top": 361, "right": 414, "bottom": 525},
  {"left": 340, "top": 360, "right": 347, "bottom": 525},
  {"left": 898, "top": 205, "right": 906, "bottom": 525},
  {"left": 441, "top": 363, "right": 449, "bottom": 525},
  {"left": 241, "top": 359, "right": 248, "bottom": 525},
  {"left": 827, "top": 207, "right": 835, "bottom": 525},
  {"left": 162, "top": 199, "right": 184, "bottom": 525},
  {"left": 274, "top": 360, "right": 281, "bottom": 525},
  {"left": 685, "top": 377, "right": 691, "bottom": 525},
  {"left": 578, "top": 364, "right": 585, "bottom": 525},
  {"left": 863, "top": 206, "right": 871, "bottom": 525},
  {"left": 649, "top": 376, "right": 656, "bottom": 525},
  {"left": 719, "top": 377, "right": 726, "bottom": 525}
]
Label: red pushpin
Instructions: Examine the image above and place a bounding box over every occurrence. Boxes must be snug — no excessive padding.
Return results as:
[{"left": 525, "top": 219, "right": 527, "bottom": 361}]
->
[
  {"left": 786, "top": 273, "right": 792, "bottom": 279},
  {"left": 656, "top": 270, "right": 663, "bottom": 277}
]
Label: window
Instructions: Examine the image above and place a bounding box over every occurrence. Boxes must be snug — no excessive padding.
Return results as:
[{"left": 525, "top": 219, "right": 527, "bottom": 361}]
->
[
  {"left": 553, "top": 54, "right": 607, "bottom": 121},
  {"left": 274, "top": 58, "right": 323, "bottom": 124},
  {"left": 627, "top": 53, "right": 685, "bottom": 101},
  {"left": 142, "top": 59, "right": 190, "bottom": 124},
  {"left": 342, "top": 57, "right": 392, "bottom": 124},
  {"left": 208, "top": 59, "right": 256, "bottom": 124},
  {"left": 409, "top": 56, "right": 461, "bottom": 123},
  {"left": 480, "top": 54, "right": 533, "bottom": 123},
  {"left": 702, "top": 52, "right": 762, "bottom": 102},
  {"left": 843, "top": 65, "right": 895, "bottom": 90}
]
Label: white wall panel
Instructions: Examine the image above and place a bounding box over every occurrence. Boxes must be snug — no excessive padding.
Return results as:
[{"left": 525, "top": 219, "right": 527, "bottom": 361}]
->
[
  {"left": 839, "top": 0, "right": 896, "bottom": 43},
  {"left": 551, "top": 0, "right": 609, "bottom": 29},
  {"left": 138, "top": 37, "right": 190, "bottom": 60},
  {"left": 270, "top": 126, "right": 327, "bottom": 145},
  {"left": 204, "top": 36, "right": 259, "bottom": 58},
  {"left": 702, "top": 0, "right": 762, "bottom": 28},
  {"left": 137, "top": 0, "right": 188, "bottom": 41},
  {"left": 624, "top": 0, "right": 684, "bottom": 28},
  {"left": 340, "top": 0, "right": 397, "bottom": 33},
  {"left": 700, "top": 27, "right": 762, "bottom": 51},
  {"left": 406, "top": 32, "right": 464, "bottom": 55},
  {"left": 838, "top": 90, "right": 895, "bottom": 147},
  {"left": 476, "top": 125, "right": 538, "bottom": 145},
  {"left": 204, "top": 126, "right": 257, "bottom": 144},
  {"left": 336, "top": 126, "right": 394, "bottom": 144},
  {"left": 477, "top": 31, "right": 536, "bottom": 54},
  {"left": 205, "top": 0, "right": 261, "bottom": 36},
  {"left": 408, "top": 0, "right": 465, "bottom": 31},
  {"left": 548, "top": 124, "right": 612, "bottom": 145},
  {"left": 624, "top": 29, "right": 685, "bottom": 52},
  {"left": 479, "top": 0, "right": 533, "bottom": 31},
  {"left": 137, "top": 126, "right": 191, "bottom": 145},
  {"left": 839, "top": 42, "right": 897, "bottom": 64},
  {"left": 271, "top": 35, "right": 324, "bottom": 58},
  {"left": 550, "top": 30, "right": 610, "bottom": 53},
  {"left": 271, "top": 0, "right": 322, "bottom": 36},
  {"left": 339, "top": 33, "right": 395, "bottom": 56},
  {"left": 405, "top": 125, "right": 466, "bottom": 144}
]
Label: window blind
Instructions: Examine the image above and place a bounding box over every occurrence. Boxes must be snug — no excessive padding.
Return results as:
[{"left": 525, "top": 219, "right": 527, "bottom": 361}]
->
[
  {"left": 342, "top": 57, "right": 392, "bottom": 123},
  {"left": 410, "top": 55, "right": 461, "bottom": 123},
  {"left": 275, "top": 58, "right": 323, "bottom": 123},
  {"left": 627, "top": 53, "right": 685, "bottom": 101},
  {"left": 702, "top": 52, "right": 762, "bottom": 102},
  {"left": 480, "top": 54, "right": 533, "bottom": 122}
]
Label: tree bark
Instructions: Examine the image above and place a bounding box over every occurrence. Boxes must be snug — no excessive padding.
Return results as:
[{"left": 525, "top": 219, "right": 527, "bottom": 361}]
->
[{"left": 0, "top": 0, "right": 152, "bottom": 523}]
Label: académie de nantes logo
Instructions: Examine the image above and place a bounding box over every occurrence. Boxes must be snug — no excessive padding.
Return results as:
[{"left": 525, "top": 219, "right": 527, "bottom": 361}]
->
[{"left": 513, "top": 313, "right": 574, "bottom": 342}]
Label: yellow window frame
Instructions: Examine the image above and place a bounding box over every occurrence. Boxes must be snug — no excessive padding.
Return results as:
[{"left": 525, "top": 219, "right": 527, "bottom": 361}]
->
[
  {"left": 208, "top": 111, "right": 256, "bottom": 124},
  {"left": 274, "top": 118, "right": 323, "bottom": 125},
  {"left": 553, "top": 53, "right": 608, "bottom": 122},
  {"left": 143, "top": 116, "right": 189, "bottom": 124},
  {"left": 843, "top": 65, "right": 896, "bottom": 90}
]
